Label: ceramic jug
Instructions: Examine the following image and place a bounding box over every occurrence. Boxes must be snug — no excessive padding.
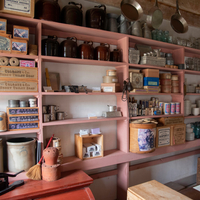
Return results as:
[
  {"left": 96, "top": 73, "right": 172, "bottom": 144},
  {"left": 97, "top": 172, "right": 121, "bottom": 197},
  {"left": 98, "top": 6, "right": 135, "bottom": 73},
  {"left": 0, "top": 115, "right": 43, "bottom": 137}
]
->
[
  {"left": 61, "top": 2, "right": 83, "bottom": 26},
  {"left": 110, "top": 49, "right": 122, "bottom": 62},
  {"left": 42, "top": 35, "right": 59, "bottom": 56},
  {"left": 86, "top": 4, "right": 106, "bottom": 30},
  {"left": 60, "top": 37, "right": 77, "bottom": 58},
  {"left": 78, "top": 41, "right": 94, "bottom": 59},
  {"left": 35, "top": 0, "right": 60, "bottom": 22},
  {"left": 94, "top": 43, "right": 110, "bottom": 61}
]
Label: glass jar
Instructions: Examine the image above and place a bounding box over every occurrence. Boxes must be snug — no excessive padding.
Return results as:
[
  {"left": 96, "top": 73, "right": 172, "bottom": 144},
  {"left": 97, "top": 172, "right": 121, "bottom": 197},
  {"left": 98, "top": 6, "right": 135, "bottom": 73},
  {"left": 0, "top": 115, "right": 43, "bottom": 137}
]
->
[
  {"left": 156, "top": 30, "right": 163, "bottom": 41},
  {"left": 163, "top": 31, "right": 169, "bottom": 42},
  {"left": 152, "top": 30, "right": 157, "bottom": 40},
  {"left": 165, "top": 53, "right": 174, "bottom": 65},
  {"left": 168, "top": 35, "right": 173, "bottom": 43}
]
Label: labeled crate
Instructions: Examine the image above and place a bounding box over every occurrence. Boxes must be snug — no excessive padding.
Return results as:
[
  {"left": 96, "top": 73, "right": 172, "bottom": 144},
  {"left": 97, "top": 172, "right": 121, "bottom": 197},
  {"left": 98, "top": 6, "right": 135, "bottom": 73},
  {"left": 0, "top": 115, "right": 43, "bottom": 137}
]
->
[
  {"left": 8, "top": 121, "right": 39, "bottom": 131},
  {"left": 157, "top": 117, "right": 184, "bottom": 126},
  {"left": 171, "top": 124, "right": 186, "bottom": 145},
  {"left": 8, "top": 114, "right": 39, "bottom": 123},
  {"left": 7, "top": 107, "right": 39, "bottom": 115},
  {"left": 75, "top": 134, "right": 103, "bottom": 160}
]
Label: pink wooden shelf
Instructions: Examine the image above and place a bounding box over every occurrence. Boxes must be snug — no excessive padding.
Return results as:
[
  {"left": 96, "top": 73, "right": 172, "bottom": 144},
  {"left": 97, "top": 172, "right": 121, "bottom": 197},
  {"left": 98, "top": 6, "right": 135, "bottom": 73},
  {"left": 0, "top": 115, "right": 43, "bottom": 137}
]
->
[
  {"left": 129, "top": 93, "right": 182, "bottom": 96},
  {"left": 0, "top": 129, "right": 40, "bottom": 136},
  {"left": 186, "top": 93, "right": 200, "bottom": 95},
  {"left": 41, "top": 55, "right": 126, "bottom": 67},
  {"left": 42, "top": 92, "right": 122, "bottom": 96},
  {"left": 184, "top": 47, "right": 200, "bottom": 55},
  {"left": 129, "top": 63, "right": 182, "bottom": 72},
  {"left": 42, "top": 117, "right": 127, "bottom": 127},
  {"left": 184, "top": 70, "right": 200, "bottom": 75},
  {"left": 184, "top": 115, "right": 200, "bottom": 119},
  {"left": 60, "top": 139, "right": 200, "bottom": 172},
  {"left": 0, "top": 52, "right": 38, "bottom": 60},
  {"left": 0, "top": 92, "right": 39, "bottom": 96},
  {"left": 130, "top": 114, "right": 183, "bottom": 120}
]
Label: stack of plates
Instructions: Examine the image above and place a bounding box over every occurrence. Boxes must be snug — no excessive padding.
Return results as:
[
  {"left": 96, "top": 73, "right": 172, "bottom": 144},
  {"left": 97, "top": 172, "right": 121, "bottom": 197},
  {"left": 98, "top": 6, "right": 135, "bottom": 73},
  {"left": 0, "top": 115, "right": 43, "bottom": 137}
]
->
[{"left": 184, "top": 100, "right": 191, "bottom": 116}]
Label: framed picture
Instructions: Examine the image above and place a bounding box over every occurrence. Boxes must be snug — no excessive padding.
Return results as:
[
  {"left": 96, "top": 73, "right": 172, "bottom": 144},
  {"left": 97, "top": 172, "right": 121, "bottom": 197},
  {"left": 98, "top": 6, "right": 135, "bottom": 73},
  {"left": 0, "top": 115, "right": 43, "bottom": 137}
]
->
[
  {"left": 0, "top": 18, "right": 7, "bottom": 33},
  {"left": 13, "top": 25, "right": 29, "bottom": 40},
  {"left": 11, "top": 39, "right": 27, "bottom": 54}
]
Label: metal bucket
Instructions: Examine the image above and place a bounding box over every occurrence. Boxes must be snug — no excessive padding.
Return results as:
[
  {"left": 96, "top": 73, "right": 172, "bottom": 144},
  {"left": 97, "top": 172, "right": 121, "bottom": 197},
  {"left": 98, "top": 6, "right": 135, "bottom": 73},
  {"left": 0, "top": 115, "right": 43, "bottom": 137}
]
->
[{"left": 7, "top": 137, "right": 36, "bottom": 172}]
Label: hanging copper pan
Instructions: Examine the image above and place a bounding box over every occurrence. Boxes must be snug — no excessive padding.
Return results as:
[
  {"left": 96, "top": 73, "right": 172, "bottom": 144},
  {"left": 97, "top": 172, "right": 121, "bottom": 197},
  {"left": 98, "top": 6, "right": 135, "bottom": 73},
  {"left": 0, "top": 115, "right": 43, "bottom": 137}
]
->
[
  {"left": 120, "top": 0, "right": 143, "bottom": 21},
  {"left": 171, "top": 0, "right": 188, "bottom": 33}
]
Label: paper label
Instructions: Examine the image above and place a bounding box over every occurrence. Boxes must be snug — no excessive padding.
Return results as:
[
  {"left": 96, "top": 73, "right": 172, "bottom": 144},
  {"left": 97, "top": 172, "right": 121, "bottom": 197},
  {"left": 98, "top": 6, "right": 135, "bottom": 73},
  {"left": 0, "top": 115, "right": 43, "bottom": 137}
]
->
[
  {"left": 103, "top": 87, "right": 113, "bottom": 92},
  {"left": 4, "top": 0, "right": 31, "bottom": 14},
  {"left": 158, "top": 127, "right": 170, "bottom": 147}
]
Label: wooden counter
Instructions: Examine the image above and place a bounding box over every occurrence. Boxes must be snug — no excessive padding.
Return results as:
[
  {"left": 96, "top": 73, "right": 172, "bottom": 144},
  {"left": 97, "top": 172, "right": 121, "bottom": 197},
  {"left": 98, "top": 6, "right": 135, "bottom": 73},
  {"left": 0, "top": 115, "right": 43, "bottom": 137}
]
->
[{"left": 1, "top": 170, "right": 94, "bottom": 200}]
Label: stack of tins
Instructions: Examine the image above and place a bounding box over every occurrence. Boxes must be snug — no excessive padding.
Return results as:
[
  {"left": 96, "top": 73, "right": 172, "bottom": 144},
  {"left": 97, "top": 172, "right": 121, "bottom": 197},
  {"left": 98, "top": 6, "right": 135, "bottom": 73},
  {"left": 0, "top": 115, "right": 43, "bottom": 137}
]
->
[
  {"left": 160, "top": 73, "right": 179, "bottom": 93},
  {"left": 130, "top": 122, "right": 157, "bottom": 153}
]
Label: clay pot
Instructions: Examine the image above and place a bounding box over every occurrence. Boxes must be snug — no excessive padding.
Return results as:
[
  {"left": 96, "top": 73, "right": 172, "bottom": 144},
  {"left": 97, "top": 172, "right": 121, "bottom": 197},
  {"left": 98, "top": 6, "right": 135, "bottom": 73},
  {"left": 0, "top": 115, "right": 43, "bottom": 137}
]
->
[
  {"left": 78, "top": 41, "right": 94, "bottom": 59},
  {"left": 43, "top": 147, "right": 59, "bottom": 165},
  {"left": 86, "top": 4, "right": 106, "bottom": 30},
  {"left": 60, "top": 37, "right": 77, "bottom": 58},
  {"left": 42, "top": 163, "right": 61, "bottom": 182},
  {"left": 94, "top": 43, "right": 110, "bottom": 61},
  {"left": 35, "top": 0, "right": 60, "bottom": 22},
  {"left": 61, "top": 2, "right": 83, "bottom": 26},
  {"left": 110, "top": 49, "right": 122, "bottom": 62}
]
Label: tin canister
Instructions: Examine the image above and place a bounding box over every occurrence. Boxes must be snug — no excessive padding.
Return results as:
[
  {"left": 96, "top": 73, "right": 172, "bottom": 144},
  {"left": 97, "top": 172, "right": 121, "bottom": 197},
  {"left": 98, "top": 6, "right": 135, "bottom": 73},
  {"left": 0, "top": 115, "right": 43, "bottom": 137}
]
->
[
  {"left": 20, "top": 100, "right": 27, "bottom": 107},
  {"left": 43, "top": 114, "right": 50, "bottom": 123},
  {"left": 170, "top": 102, "right": 176, "bottom": 114},
  {"left": 164, "top": 103, "right": 170, "bottom": 115},
  {"left": 53, "top": 137, "right": 61, "bottom": 147},
  {"left": 175, "top": 102, "right": 180, "bottom": 114}
]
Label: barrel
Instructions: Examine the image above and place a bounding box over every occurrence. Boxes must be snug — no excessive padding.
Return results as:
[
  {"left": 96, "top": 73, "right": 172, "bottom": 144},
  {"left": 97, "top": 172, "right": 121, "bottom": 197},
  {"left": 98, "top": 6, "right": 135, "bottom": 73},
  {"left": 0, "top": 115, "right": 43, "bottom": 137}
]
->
[
  {"left": 130, "top": 123, "right": 157, "bottom": 153},
  {"left": 7, "top": 137, "right": 36, "bottom": 172}
]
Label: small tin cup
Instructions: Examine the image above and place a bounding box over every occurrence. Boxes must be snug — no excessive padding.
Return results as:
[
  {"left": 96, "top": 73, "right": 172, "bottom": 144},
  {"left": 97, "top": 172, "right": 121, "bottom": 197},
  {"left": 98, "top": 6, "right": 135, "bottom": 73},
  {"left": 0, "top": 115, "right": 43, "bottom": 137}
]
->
[{"left": 43, "top": 114, "right": 50, "bottom": 123}]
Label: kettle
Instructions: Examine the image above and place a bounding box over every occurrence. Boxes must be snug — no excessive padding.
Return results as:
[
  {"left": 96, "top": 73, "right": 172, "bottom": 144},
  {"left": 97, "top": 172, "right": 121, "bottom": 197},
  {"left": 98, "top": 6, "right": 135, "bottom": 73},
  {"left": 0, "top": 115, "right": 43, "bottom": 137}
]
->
[
  {"left": 86, "top": 4, "right": 106, "bottom": 30},
  {"left": 61, "top": 2, "right": 83, "bottom": 26}
]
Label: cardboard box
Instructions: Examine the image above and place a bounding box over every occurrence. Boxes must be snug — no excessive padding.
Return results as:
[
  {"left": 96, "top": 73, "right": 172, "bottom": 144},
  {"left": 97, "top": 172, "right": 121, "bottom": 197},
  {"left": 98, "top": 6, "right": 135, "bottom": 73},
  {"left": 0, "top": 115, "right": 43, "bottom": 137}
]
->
[
  {"left": 0, "top": 18, "right": 7, "bottom": 34},
  {"left": 11, "top": 39, "right": 27, "bottom": 54},
  {"left": 13, "top": 25, "right": 29, "bottom": 40},
  {"left": 142, "top": 69, "right": 159, "bottom": 78},
  {"left": 171, "top": 124, "right": 186, "bottom": 145},
  {"left": 158, "top": 117, "right": 184, "bottom": 126},
  {"left": 130, "top": 72, "right": 143, "bottom": 89},
  {"left": 0, "top": 0, "right": 34, "bottom": 18},
  {"left": 101, "top": 83, "right": 120, "bottom": 93},
  {"left": 156, "top": 126, "right": 171, "bottom": 148}
]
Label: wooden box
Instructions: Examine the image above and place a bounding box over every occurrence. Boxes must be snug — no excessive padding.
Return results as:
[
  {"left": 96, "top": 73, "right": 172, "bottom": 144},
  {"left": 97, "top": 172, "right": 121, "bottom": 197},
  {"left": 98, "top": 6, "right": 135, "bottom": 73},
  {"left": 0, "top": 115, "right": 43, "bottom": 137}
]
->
[
  {"left": 0, "top": 79, "right": 38, "bottom": 92},
  {"left": 142, "top": 69, "right": 159, "bottom": 78},
  {"left": 11, "top": 39, "right": 27, "bottom": 54},
  {"left": 0, "top": 18, "right": 7, "bottom": 34},
  {"left": 101, "top": 83, "right": 120, "bottom": 93},
  {"left": 75, "top": 134, "right": 103, "bottom": 160},
  {"left": 7, "top": 107, "right": 39, "bottom": 115},
  {"left": 8, "top": 114, "right": 39, "bottom": 123},
  {"left": 156, "top": 126, "right": 171, "bottom": 148},
  {"left": 171, "top": 124, "right": 186, "bottom": 146},
  {"left": 0, "top": 66, "right": 37, "bottom": 80},
  {"left": 157, "top": 117, "right": 184, "bottom": 126},
  {"left": 127, "top": 180, "right": 191, "bottom": 200},
  {"left": 197, "top": 157, "right": 200, "bottom": 185},
  {"left": 0, "top": 0, "right": 34, "bottom": 18},
  {"left": 8, "top": 121, "right": 39, "bottom": 131},
  {"left": 0, "top": 34, "right": 11, "bottom": 53},
  {"left": 13, "top": 25, "right": 29, "bottom": 40}
]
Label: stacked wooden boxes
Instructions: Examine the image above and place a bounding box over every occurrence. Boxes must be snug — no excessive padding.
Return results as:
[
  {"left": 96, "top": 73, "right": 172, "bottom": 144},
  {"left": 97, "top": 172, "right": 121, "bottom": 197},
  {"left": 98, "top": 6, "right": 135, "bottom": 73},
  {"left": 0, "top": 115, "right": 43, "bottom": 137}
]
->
[
  {"left": 142, "top": 69, "right": 159, "bottom": 93},
  {"left": 156, "top": 116, "right": 185, "bottom": 147}
]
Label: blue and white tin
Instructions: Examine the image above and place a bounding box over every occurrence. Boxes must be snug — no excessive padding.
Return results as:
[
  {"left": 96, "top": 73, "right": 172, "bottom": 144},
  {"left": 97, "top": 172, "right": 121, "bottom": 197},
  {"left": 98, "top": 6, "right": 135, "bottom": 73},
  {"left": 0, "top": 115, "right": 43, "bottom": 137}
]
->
[{"left": 164, "top": 103, "right": 170, "bottom": 115}]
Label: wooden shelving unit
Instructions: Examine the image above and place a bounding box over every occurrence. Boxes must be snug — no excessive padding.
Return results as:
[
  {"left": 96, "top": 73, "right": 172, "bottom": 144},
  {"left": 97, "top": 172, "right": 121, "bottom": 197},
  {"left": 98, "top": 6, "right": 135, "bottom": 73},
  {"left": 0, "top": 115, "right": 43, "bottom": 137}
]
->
[{"left": 0, "top": 12, "right": 200, "bottom": 200}]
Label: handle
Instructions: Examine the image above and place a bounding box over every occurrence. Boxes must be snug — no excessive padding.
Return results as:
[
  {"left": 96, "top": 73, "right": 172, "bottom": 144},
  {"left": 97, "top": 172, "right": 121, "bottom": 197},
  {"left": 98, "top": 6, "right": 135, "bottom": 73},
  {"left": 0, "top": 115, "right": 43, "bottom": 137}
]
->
[
  {"left": 95, "top": 4, "right": 106, "bottom": 12},
  {"left": 38, "top": 134, "right": 54, "bottom": 164},
  {"left": 84, "top": 41, "right": 93, "bottom": 46},
  {"left": 100, "top": 43, "right": 110, "bottom": 48},
  {"left": 176, "top": 0, "right": 181, "bottom": 15},
  {"left": 69, "top": 2, "right": 82, "bottom": 9},
  {"left": 67, "top": 37, "right": 77, "bottom": 43}
]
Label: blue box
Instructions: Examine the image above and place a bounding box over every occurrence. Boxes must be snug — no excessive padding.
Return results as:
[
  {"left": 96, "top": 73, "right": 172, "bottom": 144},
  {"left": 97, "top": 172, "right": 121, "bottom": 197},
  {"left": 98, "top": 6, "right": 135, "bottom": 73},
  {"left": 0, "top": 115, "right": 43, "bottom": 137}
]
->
[{"left": 143, "top": 77, "right": 159, "bottom": 86}]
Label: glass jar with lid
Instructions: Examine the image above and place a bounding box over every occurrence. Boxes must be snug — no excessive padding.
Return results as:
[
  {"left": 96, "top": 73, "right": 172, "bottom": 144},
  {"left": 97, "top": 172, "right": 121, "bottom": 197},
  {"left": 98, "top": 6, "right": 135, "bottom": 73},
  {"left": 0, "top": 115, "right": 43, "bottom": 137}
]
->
[{"left": 165, "top": 53, "right": 174, "bottom": 65}]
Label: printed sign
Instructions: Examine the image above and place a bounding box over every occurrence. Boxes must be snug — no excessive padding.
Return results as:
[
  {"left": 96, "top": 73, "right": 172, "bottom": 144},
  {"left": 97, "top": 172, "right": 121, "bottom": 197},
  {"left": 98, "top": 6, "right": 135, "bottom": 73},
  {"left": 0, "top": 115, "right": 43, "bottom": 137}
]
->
[
  {"left": 138, "top": 128, "right": 156, "bottom": 151},
  {"left": 157, "top": 127, "right": 170, "bottom": 147}
]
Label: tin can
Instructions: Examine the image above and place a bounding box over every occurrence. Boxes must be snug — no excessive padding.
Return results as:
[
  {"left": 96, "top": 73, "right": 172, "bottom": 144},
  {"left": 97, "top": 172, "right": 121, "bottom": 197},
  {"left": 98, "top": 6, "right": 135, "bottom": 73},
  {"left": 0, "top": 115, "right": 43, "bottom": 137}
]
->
[
  {"left": 170, "top": 102, "right": 176, "bottom": 114},
  {"left": 151, "top": 97, "right": 156, "bottom": 107},
  {"left": 159, "top": 102, "right": 164, "bottom": 108},
  {"left": 164, "top": 103, "right": 170, "bottom": 115},
  {"left": 175, "top": 102, "right": 180, "bottom": 114}
]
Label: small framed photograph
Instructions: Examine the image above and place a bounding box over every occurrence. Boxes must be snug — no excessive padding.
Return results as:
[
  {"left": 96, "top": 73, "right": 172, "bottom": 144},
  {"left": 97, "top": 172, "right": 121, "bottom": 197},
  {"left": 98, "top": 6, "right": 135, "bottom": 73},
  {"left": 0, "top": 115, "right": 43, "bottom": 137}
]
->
[
  {"left": 13, "top": 25, "right": 29, "bottom": 40},
  {"left": 0, "top": 18, "right": 7, "bottom": 34},
  {"left": 11, "top": 39, "right": 27, "bottom": 54}
]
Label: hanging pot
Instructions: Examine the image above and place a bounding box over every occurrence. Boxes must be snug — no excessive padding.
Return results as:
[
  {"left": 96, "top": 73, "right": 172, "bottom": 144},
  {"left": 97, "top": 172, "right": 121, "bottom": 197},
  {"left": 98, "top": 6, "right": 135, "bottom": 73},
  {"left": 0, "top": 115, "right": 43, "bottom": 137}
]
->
[
  {"left": 120, "top": 0, "right": 143, "bottom": 21},
  {"left": 86, "top": 4, "right": 106, "bottom": 30},
  {"left": 171, "top": 0, "right": 188, "bottom": 33},
  {"left": 61, "top": 2, "right": 83, "bottom": 26},
  {"left": 146, "top": 0, "right": 163, "bottom": 29},
  {"left": 60, "top": 37, "right": 77, "bottom": 58}
]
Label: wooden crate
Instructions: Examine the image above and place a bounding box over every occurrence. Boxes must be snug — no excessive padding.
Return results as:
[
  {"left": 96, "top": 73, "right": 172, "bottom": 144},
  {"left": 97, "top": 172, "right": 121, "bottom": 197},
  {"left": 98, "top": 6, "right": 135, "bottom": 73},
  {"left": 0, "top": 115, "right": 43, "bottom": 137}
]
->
[
  {"left": 11, "top": 39, "right": 27, "bottom": 54},
  {"left": 197, "top": 157, "right": 200, "bottom": 185},
  {"left": 157, "top": 116, "right": 184, "bottom": 126},
  {"left": 0, "top": 0, "right": 34, "bottom": 18},
  {"left": 13, "top": 25, "right": 29, "bottom": 41},
  {"left": 8, "top": 121, "right": 39, "bottom": 131},
  {"left": 127, "top": 180, "right": 191, "bottom": 200},
  {"left": 0, "top": 78, "right": 38, "bottom": 92},
  {"left": 171, "top": 124, "right": 186, "bottom": 146},
  {"left": 75, "top": 134, "right": 103, "bottom": 160},
  {"left": 7, "top": 107, "right": 39, "bottom": 115},
  {"left": 0, "top": 66, "right": 37, "bottom": 80},
  {"left": 0, "top": 18, "right": 7, "bottom": 34},
  {"left": 7, "top": 114, "right": 39, "bottom": 123},
  {"left": 101, "top": 83, "right": 120, "bottom": 93},
  {"left": 156, "top": 126, "right": 171, "bottom": 148}
]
